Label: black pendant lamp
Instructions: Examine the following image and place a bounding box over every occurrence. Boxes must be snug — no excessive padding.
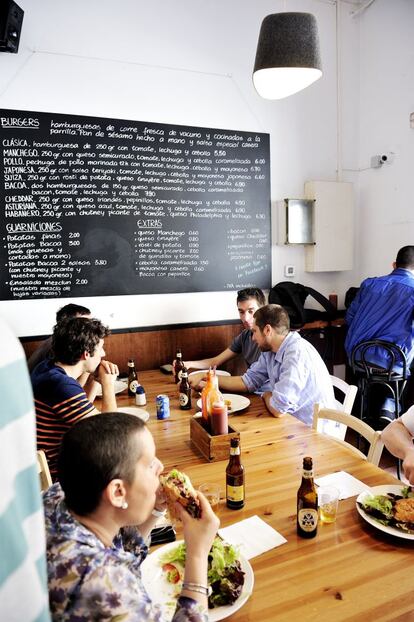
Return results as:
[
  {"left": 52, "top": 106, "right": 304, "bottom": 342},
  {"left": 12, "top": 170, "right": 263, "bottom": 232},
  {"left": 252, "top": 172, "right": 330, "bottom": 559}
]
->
[{"left": 253, "top": 12, "right": 322, "bottom": 100}]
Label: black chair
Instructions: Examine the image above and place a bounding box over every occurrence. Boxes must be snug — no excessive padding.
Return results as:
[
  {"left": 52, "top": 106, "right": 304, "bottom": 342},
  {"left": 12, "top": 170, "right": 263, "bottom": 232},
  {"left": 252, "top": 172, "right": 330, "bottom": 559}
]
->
[
  {"left": 350, "top": 339, "right": 408, "bottom": 425},
  {"left": 351, "top": 340, "right": 408, "bottom": 479}
]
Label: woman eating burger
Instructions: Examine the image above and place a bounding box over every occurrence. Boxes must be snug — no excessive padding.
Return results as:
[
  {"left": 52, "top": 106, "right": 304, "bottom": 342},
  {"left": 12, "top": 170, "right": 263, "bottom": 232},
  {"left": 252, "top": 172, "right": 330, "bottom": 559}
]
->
[{"left": 44, "top": 412, "right": 219, "bottom": 621}]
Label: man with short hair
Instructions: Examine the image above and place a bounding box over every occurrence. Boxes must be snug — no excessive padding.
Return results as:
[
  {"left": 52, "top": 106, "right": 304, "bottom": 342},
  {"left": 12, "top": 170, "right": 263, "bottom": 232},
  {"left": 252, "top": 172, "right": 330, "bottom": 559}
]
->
[
  {"left": 190, "top": 304, "right": 335, "bottom": 426},
  {"left": 28, "top": 302, "right": 91, "bottom": 373},
  {"left": 185, "top": 287, "right": 266, "bottom": 370},
  {"left": 31, "top": 317, "right": 118, "bottom": 478},
  {"left": 345, "top": 245, "right": 414, "bottom": 420},
  {"left": 345, "top": 246, "right": 414, "bottom": 369}
]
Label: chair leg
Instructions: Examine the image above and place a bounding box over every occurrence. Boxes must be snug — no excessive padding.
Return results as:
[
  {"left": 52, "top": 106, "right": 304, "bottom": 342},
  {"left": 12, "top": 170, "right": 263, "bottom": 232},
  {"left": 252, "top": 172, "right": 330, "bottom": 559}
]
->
[{"left": 395, "top": 381, "right": 402, "bottom": 480}]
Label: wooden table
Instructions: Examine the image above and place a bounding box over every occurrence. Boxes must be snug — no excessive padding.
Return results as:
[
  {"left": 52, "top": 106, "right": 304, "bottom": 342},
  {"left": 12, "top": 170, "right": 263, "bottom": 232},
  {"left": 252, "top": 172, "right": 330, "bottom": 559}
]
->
[{"left": 117, "top": 370, "right": 414, "bottom": 621}]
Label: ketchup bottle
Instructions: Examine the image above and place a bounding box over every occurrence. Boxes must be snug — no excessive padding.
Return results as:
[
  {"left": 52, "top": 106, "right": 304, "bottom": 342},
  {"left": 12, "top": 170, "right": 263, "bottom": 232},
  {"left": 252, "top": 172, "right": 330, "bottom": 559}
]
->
[{"left": 211, "top": 401, "right": 228, "bottom": 435}]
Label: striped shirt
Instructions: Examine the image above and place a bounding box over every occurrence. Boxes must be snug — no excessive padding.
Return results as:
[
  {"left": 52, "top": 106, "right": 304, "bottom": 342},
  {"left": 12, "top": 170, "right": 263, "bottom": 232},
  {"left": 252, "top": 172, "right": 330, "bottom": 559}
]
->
[
  {"left": 0, "top": 316, "right": 50, "bottom": 622},
  {"left": 31, "top": 359, "right": 94, "bottom": 477}
]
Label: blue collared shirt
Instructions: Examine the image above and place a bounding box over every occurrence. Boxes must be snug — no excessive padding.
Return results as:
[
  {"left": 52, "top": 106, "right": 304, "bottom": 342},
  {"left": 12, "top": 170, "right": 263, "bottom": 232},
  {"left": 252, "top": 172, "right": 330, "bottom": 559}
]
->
[
  {"left": 242, "top": 332, "right": 335, "bottom": 426},
  {"left": 345, "top": 268, "right": 414, "bottom": 371}
]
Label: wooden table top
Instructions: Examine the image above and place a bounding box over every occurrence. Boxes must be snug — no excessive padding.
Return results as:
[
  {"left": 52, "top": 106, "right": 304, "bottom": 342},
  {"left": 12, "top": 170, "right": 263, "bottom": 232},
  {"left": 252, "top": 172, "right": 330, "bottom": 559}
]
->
[{"left": 116, "top": 370, "right": 414, "bottom": 622}]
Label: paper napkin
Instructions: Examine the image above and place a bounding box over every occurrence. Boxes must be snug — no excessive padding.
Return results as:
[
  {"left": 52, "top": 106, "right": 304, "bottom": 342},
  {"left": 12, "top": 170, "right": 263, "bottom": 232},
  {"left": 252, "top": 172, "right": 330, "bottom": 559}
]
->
[
  {"left": 218, "top": 515, "right": 287, "bottom": 559},
  {"left": 315, "top": 471, "right": 370, "bottom": 499}
]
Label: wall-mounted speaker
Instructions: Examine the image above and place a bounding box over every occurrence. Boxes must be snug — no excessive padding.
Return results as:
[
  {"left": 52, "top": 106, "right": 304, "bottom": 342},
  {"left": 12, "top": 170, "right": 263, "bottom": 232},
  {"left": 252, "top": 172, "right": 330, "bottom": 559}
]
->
[{"left": 0, "top": 0, "right": 24, "bottom": 54}]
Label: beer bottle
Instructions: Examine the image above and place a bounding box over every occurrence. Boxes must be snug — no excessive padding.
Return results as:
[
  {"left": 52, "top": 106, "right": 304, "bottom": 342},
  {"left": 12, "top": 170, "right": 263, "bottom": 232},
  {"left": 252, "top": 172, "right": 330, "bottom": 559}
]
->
[
  {"left": 297, "top": 456, "right": 318, "bottom": 538},
  {"left": 174, "top": 348, "right": 185, "bottom": 384},
  {"left": 179, "top": 367, "right": 192, "bottom": 410},
  {"left": 127, "top": 359, "right": 138, "bottom": 396},
  {"left": 226, "top": 438, "right": 245, "bottom": 509}
]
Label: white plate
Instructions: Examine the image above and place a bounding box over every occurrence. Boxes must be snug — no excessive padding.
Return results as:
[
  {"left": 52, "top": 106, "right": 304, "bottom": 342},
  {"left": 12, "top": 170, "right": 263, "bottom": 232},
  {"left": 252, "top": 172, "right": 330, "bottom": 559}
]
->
[
  {"left": 95, "top": 379, "right": 127, "bottom": 397},
  {"left": 141, "top": 539, "right": 254, "bottom": 621},
  {"left": 356, "top": 484, "right": 414, "bottom": 540},
  {"left": 188, "top": 369, "right": 231, "bottom": 378},
  {"left": 196, "top": 393, "right": 250, "bottom": 413},
  {"left": 117, "top": 406, "right": 150, "bottom": 422}
]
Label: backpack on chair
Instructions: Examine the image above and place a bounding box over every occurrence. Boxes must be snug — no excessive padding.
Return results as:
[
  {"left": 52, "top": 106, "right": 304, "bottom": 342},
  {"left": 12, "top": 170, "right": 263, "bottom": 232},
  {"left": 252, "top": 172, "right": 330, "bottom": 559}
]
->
[{"left": 268, "top": 281, "right": 336, "bottom": 328}]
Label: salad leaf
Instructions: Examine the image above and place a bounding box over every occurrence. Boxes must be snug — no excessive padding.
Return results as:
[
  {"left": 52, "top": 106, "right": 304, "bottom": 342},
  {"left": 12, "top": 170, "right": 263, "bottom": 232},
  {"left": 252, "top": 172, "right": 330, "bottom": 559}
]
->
[
  {"left": 208, "top": 537, "right": 239, "bottom": 584},
  {"left": 159, "top": 537, "right": 245, "bottom": 609},
  {"left": 160, "top": 542, "right": 186, "bottom": 566},
  {"left": 362, "top": 494, "right": 393, "bottom": 519},
  {"left": 358, "top": 486, "right": 414, "bottom": 533}
]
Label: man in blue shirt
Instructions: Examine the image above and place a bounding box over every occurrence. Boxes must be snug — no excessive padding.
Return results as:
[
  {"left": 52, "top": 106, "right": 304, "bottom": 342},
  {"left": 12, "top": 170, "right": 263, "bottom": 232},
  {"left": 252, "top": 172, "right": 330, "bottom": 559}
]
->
[
  {"left": 345, "top": 246, "right": 414, "bottom": 368},
  {"left": 345, "top": 246, "right": 414, "bottom": 419},
  {"left": 191, "top": 304, "right": 335, "bottom": 427}
]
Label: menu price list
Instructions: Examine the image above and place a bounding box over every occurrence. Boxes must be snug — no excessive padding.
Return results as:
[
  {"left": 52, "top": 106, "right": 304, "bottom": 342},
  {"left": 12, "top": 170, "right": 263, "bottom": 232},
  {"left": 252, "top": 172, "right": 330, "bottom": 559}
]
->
[{"left": 0, "top": 109, "right": 271, "bottom": 300}]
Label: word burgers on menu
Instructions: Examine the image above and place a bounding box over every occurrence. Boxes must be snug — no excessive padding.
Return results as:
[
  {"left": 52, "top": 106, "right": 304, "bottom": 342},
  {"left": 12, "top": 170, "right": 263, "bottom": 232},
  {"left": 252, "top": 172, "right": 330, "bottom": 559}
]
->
[{"left": 0, "top": 109, "right": 271, "bottom": 300}]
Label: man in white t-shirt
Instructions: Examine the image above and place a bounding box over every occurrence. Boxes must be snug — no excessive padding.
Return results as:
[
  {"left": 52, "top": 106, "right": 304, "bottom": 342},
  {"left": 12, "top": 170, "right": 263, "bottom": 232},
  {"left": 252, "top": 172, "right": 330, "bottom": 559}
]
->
[{"left": 382, "top": 406, "right": 414, "bottom": 484}]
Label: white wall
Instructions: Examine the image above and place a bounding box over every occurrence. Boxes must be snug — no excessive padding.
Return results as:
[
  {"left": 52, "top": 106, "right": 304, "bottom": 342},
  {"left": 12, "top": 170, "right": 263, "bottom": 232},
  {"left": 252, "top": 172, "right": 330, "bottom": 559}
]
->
[
  {"left": 1, "top": 0, "right": 410, "bottom": 337},
  {"left": 356, "top": 0, "right": 414, "bottom": 278}
]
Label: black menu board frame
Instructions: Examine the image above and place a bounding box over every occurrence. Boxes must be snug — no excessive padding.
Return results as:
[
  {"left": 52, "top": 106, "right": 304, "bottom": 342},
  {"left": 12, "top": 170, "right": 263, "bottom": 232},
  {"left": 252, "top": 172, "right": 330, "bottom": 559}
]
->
[{"left": 0, "top": 109, "right": 271, "bottom": 300}]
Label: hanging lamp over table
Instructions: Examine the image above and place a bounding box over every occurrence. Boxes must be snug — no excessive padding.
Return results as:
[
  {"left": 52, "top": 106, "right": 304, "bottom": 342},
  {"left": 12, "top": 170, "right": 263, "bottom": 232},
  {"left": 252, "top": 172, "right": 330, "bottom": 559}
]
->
[{"left": 253, "top": 12, "right": 322, "bottom": 100}]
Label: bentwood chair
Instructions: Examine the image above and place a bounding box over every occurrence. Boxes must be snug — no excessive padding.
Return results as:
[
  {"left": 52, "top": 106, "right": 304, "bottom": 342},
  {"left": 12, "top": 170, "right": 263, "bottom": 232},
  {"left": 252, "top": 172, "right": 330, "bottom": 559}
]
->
[
  {"left": 350, "top": 340, "right": 408, "bottom": 425},
  {"left": 313, "top": 404, "right": 384, "bottom": 466},
  {"left": 37, "top": 450, "right": 52, "bottom": 491}
]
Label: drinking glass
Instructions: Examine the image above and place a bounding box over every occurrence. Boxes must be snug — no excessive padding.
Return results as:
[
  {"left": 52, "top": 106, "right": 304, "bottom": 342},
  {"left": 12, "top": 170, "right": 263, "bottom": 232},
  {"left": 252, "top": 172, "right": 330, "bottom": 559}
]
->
[
  {"left": 198, "top": 483, "right": 220, "bottom": 514},
  {"left": 318, "top": 486, "right": 340, "bottom": 524}
]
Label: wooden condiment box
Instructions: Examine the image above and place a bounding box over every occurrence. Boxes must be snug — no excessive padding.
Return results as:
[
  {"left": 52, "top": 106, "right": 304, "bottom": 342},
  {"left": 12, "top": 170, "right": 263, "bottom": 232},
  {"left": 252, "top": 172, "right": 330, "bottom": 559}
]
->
[{"left": 190, "top": 414, "right": 240, "bottom": 462}]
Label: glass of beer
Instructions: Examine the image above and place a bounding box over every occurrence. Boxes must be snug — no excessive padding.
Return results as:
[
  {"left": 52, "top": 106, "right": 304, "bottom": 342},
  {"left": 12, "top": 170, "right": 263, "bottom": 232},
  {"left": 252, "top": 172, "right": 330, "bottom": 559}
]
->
[
  {"left": 198, "top": 483, "right": 220, "bottom": 514},
  {"left": 318, "top": 486, "right": 340, "bottom": 524}
]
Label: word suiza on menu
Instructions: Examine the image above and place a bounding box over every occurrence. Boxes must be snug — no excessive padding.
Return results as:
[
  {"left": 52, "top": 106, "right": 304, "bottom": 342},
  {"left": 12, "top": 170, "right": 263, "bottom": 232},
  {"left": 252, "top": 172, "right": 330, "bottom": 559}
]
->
[{"left": 0, "top": 109, "right": 271, "bottom": 300}]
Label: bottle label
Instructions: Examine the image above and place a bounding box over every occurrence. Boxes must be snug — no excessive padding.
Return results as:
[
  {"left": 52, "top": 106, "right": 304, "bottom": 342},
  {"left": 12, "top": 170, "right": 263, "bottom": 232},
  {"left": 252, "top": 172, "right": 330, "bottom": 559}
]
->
[
  {"left": 302, "top": 469, "right": 314, "bottom": 479},
  {"left": 226, "top": 484, "right": 244, "bottom": 502},
  {"left": 129, "top": 380, "right": 139, "bottom": 393},
  {"left": 298, "top": 508, "right": 318, "bottom": 532},
  {"left": 230, "top": 447, "right": 240, "bottom": 456},
  {"left": 179, "top": 393, "right": 189, "bottom": 406}
]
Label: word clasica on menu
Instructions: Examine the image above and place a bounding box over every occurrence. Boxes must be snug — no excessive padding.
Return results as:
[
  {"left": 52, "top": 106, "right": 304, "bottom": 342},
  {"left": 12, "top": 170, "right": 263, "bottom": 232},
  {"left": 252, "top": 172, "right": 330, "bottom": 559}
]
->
[{"left": 0, "top": 109, "right": 271, "bottom": 301}]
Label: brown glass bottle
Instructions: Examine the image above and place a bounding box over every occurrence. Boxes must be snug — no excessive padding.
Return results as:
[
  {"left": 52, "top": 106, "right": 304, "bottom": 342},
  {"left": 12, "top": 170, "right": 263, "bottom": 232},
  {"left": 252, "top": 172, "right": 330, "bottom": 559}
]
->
[
  {"left": 174, "top": 348, "right": 185, "bottom": 384},
  {"left": 226, "top": 438, "right": 245, "bottom": 509},
  {"left": 128, "top": 359, "right": 138, "bottom": 396},
  {"left": 179, "top": 367, "right": 192, "bottom": 410},
  {"left": 297, "top": 456, "right": 318, "bottom": 538}
]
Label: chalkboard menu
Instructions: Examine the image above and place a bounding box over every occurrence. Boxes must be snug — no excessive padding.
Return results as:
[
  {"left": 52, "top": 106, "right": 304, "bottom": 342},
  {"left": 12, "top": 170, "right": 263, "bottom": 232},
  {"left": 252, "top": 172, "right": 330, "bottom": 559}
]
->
[{"left": 0, "top": 109, "right": 271, "bottom": 300}]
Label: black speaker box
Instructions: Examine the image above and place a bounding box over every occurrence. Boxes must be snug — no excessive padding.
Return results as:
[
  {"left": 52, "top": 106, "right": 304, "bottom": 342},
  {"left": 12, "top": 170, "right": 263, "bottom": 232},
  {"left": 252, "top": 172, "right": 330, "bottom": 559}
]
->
[{"left": 0, "top": 0, "right": 24, "bottom": 53}]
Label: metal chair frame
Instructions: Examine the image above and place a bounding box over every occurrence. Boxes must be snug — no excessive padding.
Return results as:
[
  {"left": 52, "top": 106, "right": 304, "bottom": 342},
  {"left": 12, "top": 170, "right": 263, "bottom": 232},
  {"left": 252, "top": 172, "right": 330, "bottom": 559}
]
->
[
  {"left": 350, "top": 339, "right": 408, "bottom": 423},
  {"left": 351, "top": 339, "right": 408, "bottom": 479}
]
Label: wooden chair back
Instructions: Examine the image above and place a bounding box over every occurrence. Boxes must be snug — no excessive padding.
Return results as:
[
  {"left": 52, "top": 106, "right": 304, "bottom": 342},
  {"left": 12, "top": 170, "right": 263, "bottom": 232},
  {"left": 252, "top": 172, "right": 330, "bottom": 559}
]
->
[
  {"left": 330, "top": 375, "right": 358, "bottom": 414},
  {"left": 313, "top": 404, "right": 384, "bottom": 466},
  {"left": 37, "top": 450, "right": 52, "bottom": 491},
  {"left": 318, "top": 376, "right": 358, "bottom": 440}
]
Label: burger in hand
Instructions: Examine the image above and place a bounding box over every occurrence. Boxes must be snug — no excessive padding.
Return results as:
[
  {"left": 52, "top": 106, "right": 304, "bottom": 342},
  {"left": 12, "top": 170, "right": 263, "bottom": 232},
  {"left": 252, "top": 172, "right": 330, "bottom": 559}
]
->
[{"left": 160, "top": 468, "right": 201, "bottom": 519}]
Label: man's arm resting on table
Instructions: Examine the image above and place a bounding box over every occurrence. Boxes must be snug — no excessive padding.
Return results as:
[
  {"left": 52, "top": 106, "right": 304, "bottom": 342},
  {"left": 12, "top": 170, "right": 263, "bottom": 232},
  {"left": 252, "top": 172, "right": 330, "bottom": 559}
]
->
[
  {"left": 185, "top": 348, "right": 237, "bottom": 370},
  {"left": 216, "top": 375, "right": 249, "bottom": 393},
  {"left": 382, "top": 419, "right": 414, "bottom": 484},
  {"left": 262, "top": 391, "right": 284, "bottom": 418}
]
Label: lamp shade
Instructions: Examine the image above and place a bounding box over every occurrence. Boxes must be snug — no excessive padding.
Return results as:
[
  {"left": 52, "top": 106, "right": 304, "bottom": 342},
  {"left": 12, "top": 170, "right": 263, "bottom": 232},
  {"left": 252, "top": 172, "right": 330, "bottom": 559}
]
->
[{"left": 253, "top": 12, "right": 322, "bottom": 100}]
